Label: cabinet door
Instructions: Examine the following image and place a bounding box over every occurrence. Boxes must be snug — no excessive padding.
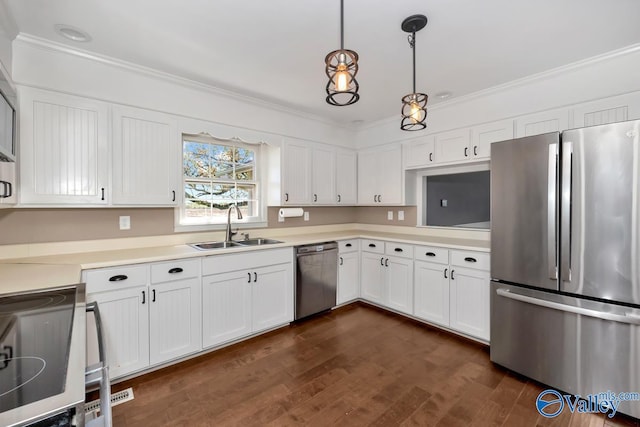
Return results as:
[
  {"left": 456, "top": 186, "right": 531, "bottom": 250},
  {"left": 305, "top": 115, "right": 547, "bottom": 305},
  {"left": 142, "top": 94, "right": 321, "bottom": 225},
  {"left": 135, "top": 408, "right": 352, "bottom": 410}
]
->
[
  {"left": 202, "top": 271, "right": 252, "bottom": 348},
  {"left": 281, "top": 140, "right": 311, "bottom": 204},
  {"left": 385, "top": 256, "right": 413, "bottom": 315},
  {"left": 338, "top": 251, "right": 360, "bottom": 304},
  {"left": 378, "top": 145, "right": 403, "bottom": 204},
  {"left": 252, "top": 263, "right": 294, "bottom": 332},
  {"left": 0, "top": 161, "right": 16, "bottom": 206},
  {"left": 360, "top": 252, "right": 385, "bottom": 304},
  {"left": 311, "top": 145, "right": 336, "bottom": 204},
  {"left": 515, "top": 108, "right": 569, "bottom": 138},
  {"left": 449, "top": 267, "right": 490, "bottom": 341},
  {"left": 471, "top": 119, "right": 514, "bottom": 159},
  {"left": 149, "top": 278, "right": 201, "bottom": 365},
  {"left": 357, "top": 150, "right": 378, "bottom": 204},
  {"left": 336, "top": 149, "right": 357, "bottom": 204},
  {"left": 19, "top": 87, "right": 109, "bottom": 204},
  {"left": 405, "top": 135, "right": 435, "bottom": 169},
  {"left": 414, "top": 260, "right": 450, "bottom": 327},
  {"left": 572, "top": 92, "right": 640, "bottom": 128},
  {"left": 435, "top": 129, "right": 471, "bottom": 164},
  {"left": 87, "top": 287, "right": 149, "bottom": 379},
  {"left": 112, "top": 106, "right": 179, "bottom": 205}
]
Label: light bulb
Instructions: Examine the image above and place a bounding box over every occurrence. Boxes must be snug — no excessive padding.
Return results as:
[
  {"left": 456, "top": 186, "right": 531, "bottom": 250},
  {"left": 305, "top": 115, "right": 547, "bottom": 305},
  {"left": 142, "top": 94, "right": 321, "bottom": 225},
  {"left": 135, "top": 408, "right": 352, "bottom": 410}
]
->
[
  {"left": 335, "top": 64, "right": 349, "bottom": 92},
  {"left": 410, "top": 101, "right": 421, "bottom": 123}
]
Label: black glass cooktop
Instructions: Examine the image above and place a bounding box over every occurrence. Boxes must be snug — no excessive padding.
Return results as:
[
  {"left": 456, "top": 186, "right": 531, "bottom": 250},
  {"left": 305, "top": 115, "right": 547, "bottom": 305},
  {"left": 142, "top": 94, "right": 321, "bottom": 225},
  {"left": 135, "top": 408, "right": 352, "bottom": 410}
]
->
[{"left": 0, "top": 288, "right": 76, "bottom": 413}]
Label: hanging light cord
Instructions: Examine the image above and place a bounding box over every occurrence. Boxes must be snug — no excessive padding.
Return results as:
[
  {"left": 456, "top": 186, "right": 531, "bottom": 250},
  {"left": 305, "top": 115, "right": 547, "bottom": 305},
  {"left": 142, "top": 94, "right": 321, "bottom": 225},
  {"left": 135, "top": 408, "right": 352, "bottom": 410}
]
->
[
  {"left": 340, "top": 0, "right": 345, "bottom": 50},
  {"left": 409, "top": 33, "right": 416, "bottom": 94}
]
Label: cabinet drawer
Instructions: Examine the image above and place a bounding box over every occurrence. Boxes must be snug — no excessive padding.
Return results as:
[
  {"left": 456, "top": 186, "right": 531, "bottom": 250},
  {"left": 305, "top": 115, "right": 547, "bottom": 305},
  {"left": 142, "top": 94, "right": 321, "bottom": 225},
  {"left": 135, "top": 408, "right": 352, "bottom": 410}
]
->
[
  {"left": 84, "top": 264, "right": 148, "bottom": 293},
  {"left": 385, "top": 242, "right": 413, "bottom": 259},
  {"left": 361, "top": 239, "right": 384, "bottom": 254},
  {"left": 339, "top": 239, "right": 360, "bottom": 253},
  {"left": 202, "top": 247, "right": 293, "bottom": 276},
  {"left": 151, "top": 259, "right": 200, "bottom": 283},
  {"left": 450, "top": 250, "right": 490, "bottom": 271},
  {"left": 414, "top": 246, "right": 449, "bottom": 265}
]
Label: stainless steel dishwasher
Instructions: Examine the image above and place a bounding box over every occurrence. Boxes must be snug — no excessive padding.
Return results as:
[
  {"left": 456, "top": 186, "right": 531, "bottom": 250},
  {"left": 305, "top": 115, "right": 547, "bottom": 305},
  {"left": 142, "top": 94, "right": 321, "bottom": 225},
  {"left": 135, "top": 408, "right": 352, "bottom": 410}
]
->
[{"left": 295, "top": 242, "right": 338, "bottom": 320}]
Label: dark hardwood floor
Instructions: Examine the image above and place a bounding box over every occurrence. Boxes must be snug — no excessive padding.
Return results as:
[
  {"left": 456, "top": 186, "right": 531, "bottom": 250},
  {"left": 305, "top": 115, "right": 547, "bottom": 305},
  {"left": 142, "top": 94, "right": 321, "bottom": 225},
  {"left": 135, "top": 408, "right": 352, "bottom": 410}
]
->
[{"left": 101, "top": 303, "right": 639, "bottom": 426}]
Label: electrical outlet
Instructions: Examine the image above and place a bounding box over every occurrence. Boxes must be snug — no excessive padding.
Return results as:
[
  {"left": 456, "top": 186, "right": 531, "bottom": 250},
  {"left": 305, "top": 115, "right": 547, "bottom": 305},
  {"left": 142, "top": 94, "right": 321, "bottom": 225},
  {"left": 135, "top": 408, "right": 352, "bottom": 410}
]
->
[
  {"left": 119, "top": 216, "right": 131, "bottom": 230},
  {"left": 304, "top": 211, "right": 309, "bottom": 221},
  {"left": 387, "top": 211, "right": 394, "bottom": 220},
  {"left": 441, "top": 199, "right": 448, "bottom": 207},
  {"left": 398, "top": 210, "right": 405, "bottom": 221}
]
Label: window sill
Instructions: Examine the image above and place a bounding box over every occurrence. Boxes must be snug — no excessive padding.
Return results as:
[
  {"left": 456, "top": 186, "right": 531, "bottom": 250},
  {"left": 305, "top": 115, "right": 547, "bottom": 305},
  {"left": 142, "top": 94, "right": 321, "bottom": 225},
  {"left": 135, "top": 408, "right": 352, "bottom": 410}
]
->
[{"left": 174, "top": 221, "right": 268, "bottom": 233}]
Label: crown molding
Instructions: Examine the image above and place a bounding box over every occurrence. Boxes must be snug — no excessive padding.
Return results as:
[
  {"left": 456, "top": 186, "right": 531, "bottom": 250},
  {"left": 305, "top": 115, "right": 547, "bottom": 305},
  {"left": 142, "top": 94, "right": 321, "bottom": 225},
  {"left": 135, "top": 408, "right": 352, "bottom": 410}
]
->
[
  {"left": 360, "top": 42, "right": 640, "bottom": 131},
  {"left": 14, "top": 33, "right": 354, "bottom": 131}
]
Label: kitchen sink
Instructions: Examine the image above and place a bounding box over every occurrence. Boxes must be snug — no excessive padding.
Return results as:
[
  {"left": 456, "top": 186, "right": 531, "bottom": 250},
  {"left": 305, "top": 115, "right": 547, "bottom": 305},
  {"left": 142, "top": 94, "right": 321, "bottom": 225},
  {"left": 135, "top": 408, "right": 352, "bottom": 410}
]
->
[
  {"left": 189, "top": 238, "right": 282, "bottom": 250},
  {"left": 238, "top": 238, "right": 283, "bottom": 246}
]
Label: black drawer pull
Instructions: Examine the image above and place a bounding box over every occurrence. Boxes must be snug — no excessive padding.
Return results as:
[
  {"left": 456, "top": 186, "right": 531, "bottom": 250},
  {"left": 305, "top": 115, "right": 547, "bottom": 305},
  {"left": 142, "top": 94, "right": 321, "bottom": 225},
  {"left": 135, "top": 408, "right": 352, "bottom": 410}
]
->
[
  {"left": 394, "top": 248, "right": 403, "bottom": 252},
  {"left": 369, "top": 243, "right": 376, "bottom": 248},
  {"left": 109, "top": 275, "right": 128, "bottom": 282},
  {"left": 426, "top": 252, "right": 436, "bottom": 257},
  {"left": 168, "top": 267, "right": 183, "bottom": 274},
  {"left": 464, "top": 257, "right": 477, "bottom": 263},
  {"left": 345, "top": 243, "right": 352, "bottom": 247}
]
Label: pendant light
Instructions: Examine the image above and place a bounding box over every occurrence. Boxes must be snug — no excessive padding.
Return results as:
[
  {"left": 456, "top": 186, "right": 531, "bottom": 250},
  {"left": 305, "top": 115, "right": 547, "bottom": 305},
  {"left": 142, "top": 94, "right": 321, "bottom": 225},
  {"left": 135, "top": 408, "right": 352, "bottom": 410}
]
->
[
  {"left": 400, "top": 14, "right": 428, "bottom": 131},
  {"left": 325, "top": 0, "right": 360, "bottom": 106}
]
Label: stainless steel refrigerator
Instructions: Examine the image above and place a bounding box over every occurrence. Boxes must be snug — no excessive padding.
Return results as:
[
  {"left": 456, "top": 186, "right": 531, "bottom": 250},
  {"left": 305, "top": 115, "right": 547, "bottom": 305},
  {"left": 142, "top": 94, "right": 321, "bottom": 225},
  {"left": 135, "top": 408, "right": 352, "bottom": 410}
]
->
[{"left": 490, "top": 119, "right": 640, "bottom": 418}]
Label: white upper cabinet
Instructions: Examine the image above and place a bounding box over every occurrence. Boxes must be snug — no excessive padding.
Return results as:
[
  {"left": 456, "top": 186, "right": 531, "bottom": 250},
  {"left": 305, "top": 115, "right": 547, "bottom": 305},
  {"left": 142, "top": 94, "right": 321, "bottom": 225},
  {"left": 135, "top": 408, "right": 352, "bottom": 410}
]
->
[
  {"left": 572, "top": 92, "right": 640, "bottom": 128},
  {"left": 434, "top": 129, "right": 472, "bottom": 164},
  {"left": 404, "top": 135, "right": 435, "bottom": 169},
  {"left": 470, "top": 119, "right": 514, "bottom": 158},
  {"left": 335, "top": 149, "right": 357, "bottom": 204},
  {"left": 281, "top": 139, "right": 311, "bottom": 204},
  {"left": 19, "top": 87, "right": 109, "bottom": 205},
  {"left": 311, "top": 144, "right": 336, "bottom": 204},
  {"left": 358, "top": 144, "right": 402, "bottom": 205},
  {"left": 112, "top": 106, "right": 179, "bottom": 206},
  {"left": 515, "top": 108, "right": 569, "bottom": 138}
]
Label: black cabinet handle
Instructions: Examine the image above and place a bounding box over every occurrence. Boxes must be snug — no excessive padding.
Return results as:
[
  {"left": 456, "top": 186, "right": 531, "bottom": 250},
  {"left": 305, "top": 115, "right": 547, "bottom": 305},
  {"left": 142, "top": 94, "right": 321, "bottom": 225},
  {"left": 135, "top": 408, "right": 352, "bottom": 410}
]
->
[
  {"left": 248, "top": 272, "right": 251, "bottom": 283},
  {"left": 142, "top": 290, "right": 146, "bottom": 304},
  {"left": 426, "top": 252, "right": 436, "bottom": 257},
  {"left": 378, "top": 195, "right": 382, "bottom": 203},
  {"left": 168, "top": 267, "right": 183, "bottom": 274},
  {"left": 429, "top": 152, "right": 433, "bottom": 162},
  {"left": 339, "top": 257, "right": 343, "bottom": 266},
  {"left": 152, "top": 289, "right": 156, "bottom": 302},
  {"left": 172, "top": 190, "right": 176, "bottom": 202},
  {"left": 373, "top": 195, "right": 377, "bottom": 203},
  {"left": 385, "top": 258, "right": 389, "bottom": 267},
  {"left": 109, "top": 274, "right": 128, "bottom": 282},
  {"left": 369, "top": 243, "right": 376, "bottom": 248},
  {"left": 254, "top": 272, "right": 257, "bottom": 282},
  {"left": 380, "top": 257, "right": 384, "bottom": 266},
  {"left": 346, "top": 243, "right": 352, "bottom": 247},
  {"left": 0, "top": 181, "right": 11, "bottom": 198},
  {"left": 285, "top": 193, "right": 289, "bottom": 202},
  {"left": 473, "top": 146, "right": 478, "bottom": 156},
  {"left": 451, "top": 270, "right": 455, "bottom": 280},
  {"left": 314, "top": 194, "right": 318, "bottom": 202},
  {"left": 444, "top": 268, "right": 448, "bottom": 279},
  {"left": 464, "top": 257, "right": 477, "bottom": 263},
  {"left": 0, "top": 345, "right": 13, "bottom": 369},
  {"left": 337, "top": 194, "right": 341, "bottom": 203},
  {"left": 464, "top": 147, "right": 468, "bottom": 157},
  {"left": 394, "top": 248, "right": 403, "bottom": 252},
  {"left": 101, "top": 187, "right": 105, "bottom": 201}
]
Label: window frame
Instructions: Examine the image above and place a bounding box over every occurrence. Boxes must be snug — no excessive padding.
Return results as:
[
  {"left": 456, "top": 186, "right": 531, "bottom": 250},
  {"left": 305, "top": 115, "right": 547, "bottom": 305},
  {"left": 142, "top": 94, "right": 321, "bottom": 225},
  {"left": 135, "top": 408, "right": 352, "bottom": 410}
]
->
[{"left": 175, "top": 133, "right": 267, "bottom": 232}]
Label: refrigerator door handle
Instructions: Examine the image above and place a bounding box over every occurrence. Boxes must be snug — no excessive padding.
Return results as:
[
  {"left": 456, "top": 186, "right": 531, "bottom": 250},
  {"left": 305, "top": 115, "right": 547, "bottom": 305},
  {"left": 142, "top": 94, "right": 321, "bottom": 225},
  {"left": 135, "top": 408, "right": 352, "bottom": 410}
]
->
[
  {"left": 496, "top": 288, "right": 640, "bottom": 325},
  {"left": 560, "top": 141, "right": 572, "bottom": 282},
  {"left": 547, "top": 143, "right": 558, "bottom": 279}
]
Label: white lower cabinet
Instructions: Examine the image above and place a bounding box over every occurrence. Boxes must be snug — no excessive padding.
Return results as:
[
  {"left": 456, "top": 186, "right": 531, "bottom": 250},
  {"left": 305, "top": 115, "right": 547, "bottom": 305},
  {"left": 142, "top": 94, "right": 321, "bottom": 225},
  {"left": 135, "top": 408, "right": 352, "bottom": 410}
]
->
[
  {"left": 337, "top": 239, "right": 360, "bottom": 305},
  {"left": 414, "top": 260, "right": 450, "bottom": 327},
  {"left": 385, "top": 256, "right": 413, "bottom": 315},
  {"left": 201, "top": 248, "right": 294, "bottom": 349},
  {"left": 360, "top": 251, "right": 385, "bottom": 304},
  {"left": 449, "top": 266, "right": 490, "bottom": 341}
]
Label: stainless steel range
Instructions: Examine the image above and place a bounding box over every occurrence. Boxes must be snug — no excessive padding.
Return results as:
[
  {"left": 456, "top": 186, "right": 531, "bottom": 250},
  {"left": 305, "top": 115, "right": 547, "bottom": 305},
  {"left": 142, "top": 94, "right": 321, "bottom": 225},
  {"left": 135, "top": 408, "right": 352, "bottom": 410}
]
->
[{"left": 0, "top": 285, "right": 88, "bottom": 427}]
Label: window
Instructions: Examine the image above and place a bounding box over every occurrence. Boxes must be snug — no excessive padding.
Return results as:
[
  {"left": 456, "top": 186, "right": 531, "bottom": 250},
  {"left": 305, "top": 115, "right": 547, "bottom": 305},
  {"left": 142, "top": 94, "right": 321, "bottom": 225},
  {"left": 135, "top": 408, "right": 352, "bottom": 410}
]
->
[{"left": 180, "top": 134, "right": 262, "bottom": 226}]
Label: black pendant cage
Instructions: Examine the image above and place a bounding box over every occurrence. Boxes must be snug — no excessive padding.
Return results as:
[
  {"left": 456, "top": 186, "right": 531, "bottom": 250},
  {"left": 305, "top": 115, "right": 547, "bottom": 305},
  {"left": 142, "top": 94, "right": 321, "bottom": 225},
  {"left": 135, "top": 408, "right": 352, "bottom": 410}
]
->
[
  {"left": 325, "top": 48, "right": 360, "bottom": 106},
  {"left": 401, "top": 93, "right": 428, "bottom": 131}
]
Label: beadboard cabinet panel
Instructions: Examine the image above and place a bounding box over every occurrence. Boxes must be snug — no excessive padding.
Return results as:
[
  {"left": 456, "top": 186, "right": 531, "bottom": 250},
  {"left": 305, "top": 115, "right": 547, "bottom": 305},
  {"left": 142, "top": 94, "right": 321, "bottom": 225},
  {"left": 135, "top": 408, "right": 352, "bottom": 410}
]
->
[{"left": 335, "top": 149, "right": 357, "bottom": 204}]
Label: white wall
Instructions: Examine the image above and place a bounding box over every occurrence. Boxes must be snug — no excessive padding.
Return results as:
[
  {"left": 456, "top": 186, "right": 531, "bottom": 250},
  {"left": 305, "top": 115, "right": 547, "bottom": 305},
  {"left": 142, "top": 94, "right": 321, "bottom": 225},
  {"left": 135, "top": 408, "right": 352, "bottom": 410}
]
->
[
  {"left": 11, "top": 35, "right": 356, "bottom": 148},
  {"left": 355, "top": 44, "right": 640, "bottom": 148},
  {"left": 0, "top": 2, "right": 17, "bottom": 78}
]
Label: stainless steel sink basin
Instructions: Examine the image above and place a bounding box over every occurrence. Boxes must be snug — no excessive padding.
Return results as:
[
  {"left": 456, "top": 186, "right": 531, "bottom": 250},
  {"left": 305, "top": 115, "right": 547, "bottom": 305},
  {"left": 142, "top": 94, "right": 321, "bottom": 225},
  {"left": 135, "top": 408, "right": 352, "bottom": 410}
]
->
[
  {"left": 190, "top": 241, "right": 246, "bottom": 250},
  {"left": 238, "top": 238, "right": 283, "bottom": 246}
]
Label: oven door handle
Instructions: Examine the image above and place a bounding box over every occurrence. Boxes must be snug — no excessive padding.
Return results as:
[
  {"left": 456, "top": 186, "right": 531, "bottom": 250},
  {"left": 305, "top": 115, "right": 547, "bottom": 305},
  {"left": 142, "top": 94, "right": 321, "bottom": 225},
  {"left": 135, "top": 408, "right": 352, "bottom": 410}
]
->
[{"left": 86, "top": 301, "right": 113, "bottom": 427}]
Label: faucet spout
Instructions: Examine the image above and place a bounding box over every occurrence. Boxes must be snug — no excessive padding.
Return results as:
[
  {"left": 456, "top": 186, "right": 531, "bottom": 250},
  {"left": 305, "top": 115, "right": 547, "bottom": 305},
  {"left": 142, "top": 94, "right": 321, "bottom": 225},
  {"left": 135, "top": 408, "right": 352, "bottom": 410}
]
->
[{"left": 225, "top": 204, "right": 243, "bottom": 242}]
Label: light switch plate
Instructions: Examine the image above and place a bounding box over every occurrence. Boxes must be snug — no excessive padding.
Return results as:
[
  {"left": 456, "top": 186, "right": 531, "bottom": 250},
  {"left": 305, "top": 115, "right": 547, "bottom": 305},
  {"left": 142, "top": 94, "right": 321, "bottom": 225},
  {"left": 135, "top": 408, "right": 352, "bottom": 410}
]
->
[
  {"left": 398, "top": 210, "right": 405, "bottom": 221},
  {"left": 387, "top": 211, "right": 394, "bottom": 220},
  {"left": 119, "top": 216, "right": 131, "bottom": 230}
]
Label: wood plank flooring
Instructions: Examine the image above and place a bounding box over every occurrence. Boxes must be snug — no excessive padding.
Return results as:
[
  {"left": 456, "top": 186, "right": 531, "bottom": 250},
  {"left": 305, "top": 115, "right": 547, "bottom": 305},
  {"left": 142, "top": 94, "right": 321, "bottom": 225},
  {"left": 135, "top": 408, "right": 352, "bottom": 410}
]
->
[{"left": 100, "top": 303, "right": 639, "bottom": 426}]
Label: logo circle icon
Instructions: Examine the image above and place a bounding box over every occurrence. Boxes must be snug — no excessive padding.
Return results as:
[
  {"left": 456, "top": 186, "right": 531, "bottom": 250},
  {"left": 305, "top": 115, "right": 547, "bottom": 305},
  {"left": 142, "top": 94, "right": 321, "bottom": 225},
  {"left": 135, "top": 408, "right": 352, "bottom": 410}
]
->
[{"left": 536, "top": 389, "right": 565, "bottom": 418}]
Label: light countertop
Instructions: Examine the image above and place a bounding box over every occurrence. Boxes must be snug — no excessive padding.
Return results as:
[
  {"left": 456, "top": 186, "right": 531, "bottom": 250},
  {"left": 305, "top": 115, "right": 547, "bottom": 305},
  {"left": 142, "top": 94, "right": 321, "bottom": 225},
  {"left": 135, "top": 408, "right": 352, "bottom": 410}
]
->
[{"left": 0, "top": 263, "right": 82, "bottom": 294}]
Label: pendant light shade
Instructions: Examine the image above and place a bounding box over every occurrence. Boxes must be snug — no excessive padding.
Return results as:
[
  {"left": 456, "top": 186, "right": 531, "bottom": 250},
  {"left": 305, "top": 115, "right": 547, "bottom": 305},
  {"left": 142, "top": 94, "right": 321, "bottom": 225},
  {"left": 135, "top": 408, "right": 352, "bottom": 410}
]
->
[
  {"left": 325, "top": 0, "right": 360, "bottom": 106},
  {"left": 400, "top": 14, "right": 428, "bottom": 131}
]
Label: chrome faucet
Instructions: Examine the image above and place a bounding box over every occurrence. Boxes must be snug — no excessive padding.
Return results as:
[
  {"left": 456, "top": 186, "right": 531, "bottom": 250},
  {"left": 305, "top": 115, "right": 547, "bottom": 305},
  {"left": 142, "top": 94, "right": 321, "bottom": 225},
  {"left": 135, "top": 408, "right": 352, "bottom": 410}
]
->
[{"left": 225, "top": 204, "right": 243, "bottom": 242}]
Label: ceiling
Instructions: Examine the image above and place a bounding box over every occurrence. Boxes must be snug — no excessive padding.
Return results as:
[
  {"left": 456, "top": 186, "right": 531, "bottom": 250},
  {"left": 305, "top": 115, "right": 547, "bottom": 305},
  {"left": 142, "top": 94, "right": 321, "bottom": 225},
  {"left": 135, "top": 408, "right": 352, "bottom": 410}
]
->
[{"left": 4, "top": 0, "right": 640, "bottom": 125}]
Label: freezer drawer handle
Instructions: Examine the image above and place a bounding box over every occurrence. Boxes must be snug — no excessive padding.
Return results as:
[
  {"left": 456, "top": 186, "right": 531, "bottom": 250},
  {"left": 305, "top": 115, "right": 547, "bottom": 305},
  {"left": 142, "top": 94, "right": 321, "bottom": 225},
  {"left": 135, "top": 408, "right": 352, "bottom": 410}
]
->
[
  {"left": 425, "top": 252, "right": 436, "bottom": 257},
  {"left": 496, "top": 288, "right": 640, "bottom": 325},
  {"left": 109, "top": 274, "right": 128, "bottom": 282},
  {"left": 464, "top": 257, "right": 477, "bottom": 263},
  {"left": 168, "top": 267, "right": 183, "bottom": 274}
]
